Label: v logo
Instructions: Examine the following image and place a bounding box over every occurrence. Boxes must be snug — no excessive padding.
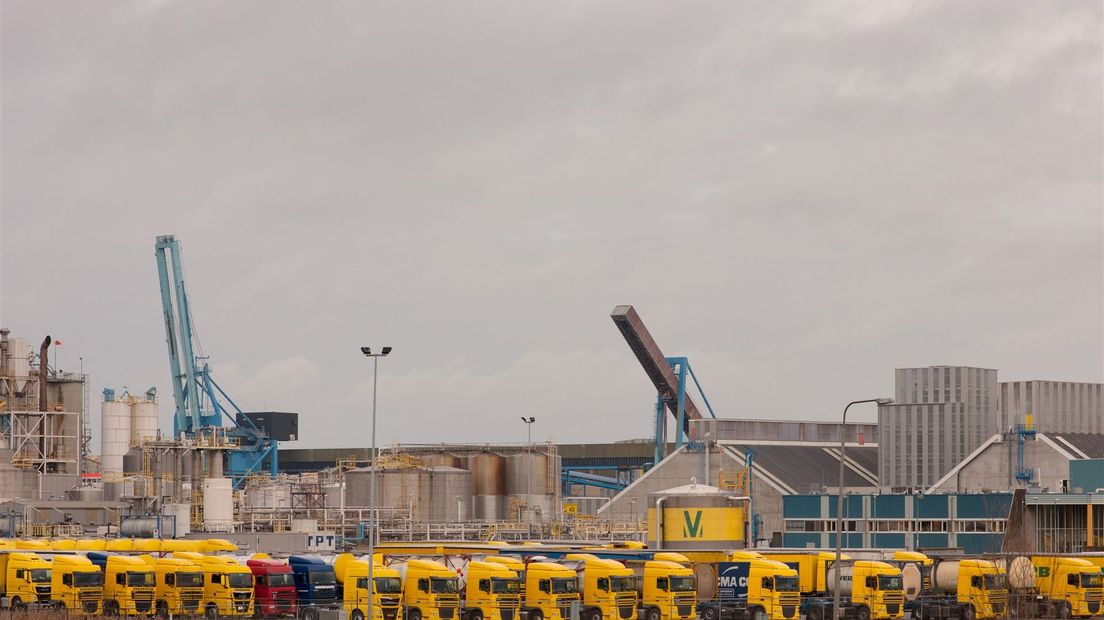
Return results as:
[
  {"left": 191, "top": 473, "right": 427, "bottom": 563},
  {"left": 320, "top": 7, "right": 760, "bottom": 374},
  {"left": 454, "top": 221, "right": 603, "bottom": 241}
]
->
[{"left": 682, "top": 510, "right": 704, "bottom": 538}]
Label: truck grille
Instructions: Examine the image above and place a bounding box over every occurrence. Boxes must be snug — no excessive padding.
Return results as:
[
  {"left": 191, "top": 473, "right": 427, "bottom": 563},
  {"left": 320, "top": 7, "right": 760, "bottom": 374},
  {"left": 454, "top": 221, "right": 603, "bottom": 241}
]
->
[
  {"left": 677, "top": 606, "right": 692, "bottom": 618},
  {"left": 1087, "top": 590, "right": 1103, "bottom": 603},
  {"left": 383, "top": 610, "right": 398, "bottom": 620},
  {"left": 883, "top": 592, "right": 904, "bottom": 604},
  {"left": 500, "top": 596, "right": 521, "bottom": 609},
  {"left": 780, "top": 594, "right": 800, "bottom": 606},
  {"left": 135, "top": 600, "right": 153, "bottom": 613},
  {"left": 989, "top": 590, "right": 1008, "bottom": 605},
  {"left": 83, "top": 602, "right": 98, "bottom": 613}
]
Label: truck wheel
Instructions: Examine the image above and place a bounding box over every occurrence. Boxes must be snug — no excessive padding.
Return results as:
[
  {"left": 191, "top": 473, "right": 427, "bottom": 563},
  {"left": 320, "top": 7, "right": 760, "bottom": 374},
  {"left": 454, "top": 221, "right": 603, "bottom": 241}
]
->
[
  {"left": 303, "top": 608, "right": 319, "bottom": 620},
  {"left": 809, "top": 606, "right": 823, "bottom": 620},
  {"left": 962, "top": 605, "right": 974, "bottom": 620},
  {"left": 588, "top": 610, "right": 602, "bottom": 620},
  {"left": 472, "top": 611, "right": 484, "bottom": 620},
  {"left": 409, "top": 609, "right": 423, "bottom": 620},
  {"left": 206, "top": 603, "right": 219, "bottom": 619},
  {"left": 11, "top": 598, "right": 26, "bottom": 613},
  {"left": 856, "top": 606, "right": 871, "bottom": 620},
  {"left": 530, "top": 610, "right": 543, "bottom": 620},
  {"left": 647, "top": 607, "right": 661, "bottom": 620},
  {"left": 699, "top": 606, "right": 717, "bottom": 620},
  {"left": 352, "top": 611, "right": 365, "bottom": 620}
]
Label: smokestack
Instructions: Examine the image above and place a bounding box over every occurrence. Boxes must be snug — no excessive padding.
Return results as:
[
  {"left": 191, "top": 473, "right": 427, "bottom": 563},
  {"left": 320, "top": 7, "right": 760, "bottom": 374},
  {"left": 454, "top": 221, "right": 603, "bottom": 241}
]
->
[
  {"left": 0, "top": 328, "right": 9, "bottom": 382},
  {"left": 39, "top": 336, "right": 51, "bottom": 412}
]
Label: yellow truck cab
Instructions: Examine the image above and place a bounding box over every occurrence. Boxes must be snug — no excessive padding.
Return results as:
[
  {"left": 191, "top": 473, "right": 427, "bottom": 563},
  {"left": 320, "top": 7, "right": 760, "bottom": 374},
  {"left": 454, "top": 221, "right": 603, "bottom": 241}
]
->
[
  {"left": 522, "top": 561, "right": 581, "bottom": 620},
  {"left": 333, "top": 553, "right": 403, "bottom": 620},
  {"left": 821, "top": 560, "right": 904, "bottom": 620},
  {"left": 0, "top": 552, "right": 52, "bottom": 610},
  {"left": 141, "top": 554, "right": 205, "bottom": 617},
  {"left": 175, "top": 552, "right": 254, "bottom": 618},
  {"left": 462, "top": 560, "right": 522, "bottom": 620},
  {"left": 50, "top": 555, "right": 103, "bottom": 615},
  {"left": 485, "top": 557, "right": 526, "bottom": 584},
  {"left": 1030, "top": 556, "right": 1104, "bottom": 618},
  {"left": 564, "top": 554, "right": 638, "bottom": 620},
  {"left": 392, "top": 558, "right": 461, "bottom": 620},
  {"left": 89, "top": 553, "right": 156, "bottom": 616},
  {"left": 915, "top": 558, "right": 1006, "bottom": 620},
  {"left": 634, "top": 559, "right": 696, "bottom": 620}
]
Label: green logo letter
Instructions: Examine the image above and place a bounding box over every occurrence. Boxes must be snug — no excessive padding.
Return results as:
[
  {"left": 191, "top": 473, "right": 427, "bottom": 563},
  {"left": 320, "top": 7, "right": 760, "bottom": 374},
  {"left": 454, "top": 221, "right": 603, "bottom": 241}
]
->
[{"left": 682, "top": 511, "right": 704, "bottom": 538}]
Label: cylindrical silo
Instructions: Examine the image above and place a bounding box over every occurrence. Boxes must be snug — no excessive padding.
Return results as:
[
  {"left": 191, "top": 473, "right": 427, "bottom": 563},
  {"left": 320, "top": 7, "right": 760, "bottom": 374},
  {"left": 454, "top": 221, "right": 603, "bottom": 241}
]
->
[
  {"left": 101, "top": 393, "right": 131, "bottom": 475},
  {"left": 506, "top": 451, "right": 561, "bottom": 521},
  {"left": 422, "top": 452, "right": 463, "bottom": 469},
  {"left": 130, "top": 398, "right": 159, "bottom": 447},
  {"left": 8, "top": 338, "right": 29, "bottom": 394},
  {"left": 203, "top": 478, "right": 234, "bottom": 532},
  {"left": 646, "top": 485, "right": 747, "bottom": 550},
  {"left": 346, "top": 467, "right": 431, "bottom": 521},
  {"left": 428, "top": 466, "right": 473, "bottom": 522},
  {"left": 470, "top": 452, "right": 507, "bottom": 521}
]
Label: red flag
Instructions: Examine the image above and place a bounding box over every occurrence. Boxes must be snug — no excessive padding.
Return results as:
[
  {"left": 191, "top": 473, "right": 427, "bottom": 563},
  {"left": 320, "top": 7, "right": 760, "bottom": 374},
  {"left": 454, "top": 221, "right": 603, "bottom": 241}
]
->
[{"left": 55, "top": 339, "right": 62, "bottom": 346}]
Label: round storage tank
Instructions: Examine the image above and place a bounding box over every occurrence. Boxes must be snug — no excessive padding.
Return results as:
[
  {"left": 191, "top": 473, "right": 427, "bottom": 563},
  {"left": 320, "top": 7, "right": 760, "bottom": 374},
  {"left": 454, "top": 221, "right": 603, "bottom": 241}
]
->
[
  {"left": 422, "top": 453, "right": 463, "bottom": 469},
  {"left": 346, "top": 467, "right": 433, "bottom": 521},
  {"left": 645, "top": 486, "right": 746, "bottom": 550},
  {"left": 203, "top": 478, "right": 234, "bottom": 532},
  {"left": 826, "top": 566, "right": 854, "bottom": 597},
  {"left": 428, "top": 466, "right": 473, "bottom": 522},
  {"left": 101, "top": 397, "right": 131, "bottom": 474},
  {"left": 246, "top": 482, "right": 292, "bottom": 509},
  {"left": 131, "top": 400, "right": 159, "bottom": 447},
  {"left": 1002, "top": 556, "right": 1035, "bottom": 590},
  {"left": 506, "top": 452, "right": 561, "bottom": 521},
  {"left": 470, "top": 452, "right": 507, "bottom": 521},
  {"left": 901, "top": 563, "right": 923, "bottom": 601},
  {"left": 166, "top": 503, "right": 191, "bottom": 538},
  {"left": 932, "top": 560, "right": 963, "bottom": 594}
]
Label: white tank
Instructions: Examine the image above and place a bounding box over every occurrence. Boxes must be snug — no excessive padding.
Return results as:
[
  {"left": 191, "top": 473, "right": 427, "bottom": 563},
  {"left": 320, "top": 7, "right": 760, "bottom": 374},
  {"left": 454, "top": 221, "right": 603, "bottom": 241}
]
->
[
  {"left": 932, "top": 561, "right": 963, "bottom": 594},
  {"left": 101, "top": 397, "right": 132, "bottom": 474},
  {"left": 8, "top": 337, "right": 30, "bottom": 393},
  {"left": 203, "top": 478, "right": 234, "bottom": 532},
  {"left": 826, "top": 566, "right": 854, "bottom": 597},
  {"left": 901, "top": 563, "right": 923, "bottom": 601},
  {"left": 131, "top": 399, "right": 159, "bottom": 446},
  {"left": 166, "top": 502, "right": 191, "bottom": 538},
  {"left": 998, "top": 556, "right": 1036, "bottom": 591}
]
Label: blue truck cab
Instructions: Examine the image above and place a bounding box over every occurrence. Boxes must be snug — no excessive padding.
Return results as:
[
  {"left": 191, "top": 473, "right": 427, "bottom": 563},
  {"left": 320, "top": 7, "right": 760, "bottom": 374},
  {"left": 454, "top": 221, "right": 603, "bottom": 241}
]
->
[{"left": 288, "top": 556, "right": 339, "bottom": 620}]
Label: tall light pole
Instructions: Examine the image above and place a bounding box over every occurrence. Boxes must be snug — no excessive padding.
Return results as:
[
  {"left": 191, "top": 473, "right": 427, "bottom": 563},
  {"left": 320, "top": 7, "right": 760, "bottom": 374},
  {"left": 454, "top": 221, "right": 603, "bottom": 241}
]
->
[
  {"left": 361, "top": 345, "right": 392, "bottom": 620},
  {"left": 833, "top": 397, "right": 892, "bottom": 620},
  {"left": 521, "top": 417, "right": 536, "bottom": 521}
]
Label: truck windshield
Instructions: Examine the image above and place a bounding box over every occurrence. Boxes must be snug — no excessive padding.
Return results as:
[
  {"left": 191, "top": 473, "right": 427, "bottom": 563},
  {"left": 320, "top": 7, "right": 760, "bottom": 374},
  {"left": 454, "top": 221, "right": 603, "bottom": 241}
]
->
[
  {"left": 492, "top": 578, "right": 521, "bottom": 594},
  {"left": 74, "top": 573, "right": 103, "bottom": 587},
  {"left": 669, "top": 577, "right": 696, "bottom": 592},
  {"left": 268, "top": 574, "right": 294, "bottom": 587},
  {"left": 376, "top": 577, "right": 402, "bottom": 594},
  {"left": 310, "top": 571, "right": 336, "bottom": 585},
  {"left": 775, "top": 577, "right": 799, "bottom": 592},
  {"left": 30, "top": 569, "right": 51, "bottom": 583},
  {"left": 128, "top": 572, "right": 155, "bottom": 587},
  {"left": 552, "top": 578, "right": 579, "bottom": 594},
  {"left": 878, "top": 576, "right": 902, "bottom": 591},
  {"left": 431, "top": 577, "right": 460, "bottom": 593},
  {"left": 229, "top": 574, "right": 253, "bottom": 588},
  {"left": 177, "top": 573, "right": 203, "bottom": 588},
  {"left": 983, "top": 575, "right": 1005, "bottom": 590},
  {"left": 610, "top": 576, "right": 635, "bottom": 592},
  {"left": 1082, "top": 574, "right": 1103, "bottom": 588}
]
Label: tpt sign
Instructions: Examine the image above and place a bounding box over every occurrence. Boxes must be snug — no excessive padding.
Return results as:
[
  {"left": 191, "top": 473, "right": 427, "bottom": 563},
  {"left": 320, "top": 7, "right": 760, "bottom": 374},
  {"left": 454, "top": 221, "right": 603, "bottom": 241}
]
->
[{"left": 306, "top": 534, "right": 336, "bottom": 551}]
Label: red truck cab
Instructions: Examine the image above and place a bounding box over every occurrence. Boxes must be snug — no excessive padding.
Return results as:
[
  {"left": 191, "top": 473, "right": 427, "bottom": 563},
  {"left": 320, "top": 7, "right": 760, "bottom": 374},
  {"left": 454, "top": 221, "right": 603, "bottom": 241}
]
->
[{"left": 248, "top": 557, "right": 298, "bottom": 618}]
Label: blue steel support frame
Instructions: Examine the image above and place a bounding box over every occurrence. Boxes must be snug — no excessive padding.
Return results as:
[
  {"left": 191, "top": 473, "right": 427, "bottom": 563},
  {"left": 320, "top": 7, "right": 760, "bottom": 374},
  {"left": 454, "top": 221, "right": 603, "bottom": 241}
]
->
[{"left": 653, "top": 356, "right": 717, "bottom": 464}]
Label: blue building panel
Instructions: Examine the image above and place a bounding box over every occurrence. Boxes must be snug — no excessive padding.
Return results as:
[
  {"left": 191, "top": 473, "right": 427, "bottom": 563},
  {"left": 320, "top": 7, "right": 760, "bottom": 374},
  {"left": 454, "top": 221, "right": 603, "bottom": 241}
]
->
[
  {"left": 956, "top": 533, "right": 1004, "bottom": 555},
  {"left": 956, "top": 493, "right": 1013, "bottom": 519},
  {"left": 873, "top": 533, "right": 907, "bottom": 548},
  {"left": 1070, "top": 460, "right": 1104, "bottom": 494},
  {"left": 827, "top": 495, "right": 865, "bottom": 519},
  {"left": 827, "top": 533, "right": 865, "bottom": 548},
  {"left": 872, "top": 495, "right": 906, "bottom": 519},
  {"left": 917, "top": 533, "right": 949, "bottom": 548},
  {"left": 916, "top": 495, "right": 949, "bottom": 519},
  {"left": 783, "top": 495, "right": 824, "bottom": 519}
]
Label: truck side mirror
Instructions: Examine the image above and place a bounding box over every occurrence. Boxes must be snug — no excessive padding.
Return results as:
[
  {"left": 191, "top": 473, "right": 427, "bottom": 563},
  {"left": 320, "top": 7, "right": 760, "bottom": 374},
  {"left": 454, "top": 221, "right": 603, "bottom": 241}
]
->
[
  {"left": 865, "top": 577, "right": 876, "bottom": 589},
  {"left": 971, "top": 577, "right": 980, "bottom": 589},
  {"left": 1068, "top": 575, "right": 1079, "bottom": 587},
  {"left": 15, "top": 570, "right": 24, "bottom": 580},
  {"left": 656, "top": 578, "right": 668, "bottom": 591},
  {"left": 598, "top": 578, "right": 609, "bottom": 591},
  {"left": 166, "top": 574, "right": 175, "bottom": 586},
  {"left": 480, "top": 579, "right": 490, "bottom": 593},
  {"left": 418, "top": 578, "right": 428, "bottom": 593},
  {"left": 117, "top": 574, "right": 125, "bottom": 586},
  {"left": 539, "top": 580, "right": 550, "bottom": 594},
  {"left": 63, "top": 574, "right": 72, "bottom": 587},
  {"left": 762, "top": 578, "right": 773, "bottom": 590}
]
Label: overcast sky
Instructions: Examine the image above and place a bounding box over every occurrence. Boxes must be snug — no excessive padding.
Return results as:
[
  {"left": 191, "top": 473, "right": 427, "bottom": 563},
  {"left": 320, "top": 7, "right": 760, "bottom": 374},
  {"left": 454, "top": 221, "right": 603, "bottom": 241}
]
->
[{"left": 2, "top": 1, "right": 1101, "bottom": 451}]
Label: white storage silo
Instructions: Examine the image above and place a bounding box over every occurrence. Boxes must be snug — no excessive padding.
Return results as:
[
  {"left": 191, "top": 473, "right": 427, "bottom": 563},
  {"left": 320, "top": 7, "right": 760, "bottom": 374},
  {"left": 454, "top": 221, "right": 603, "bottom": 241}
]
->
[
  {"left": 101, "top": 392, "right": 131, "bottom": 475},
  {"left": 203, "top": 478, "right": 234, "bottom": 532},
  {"left": 8, "top": 338, "right": 30, "bottom": 394},
  {"left": 130, "top": 398, "right": 159, "bottom": 446}
]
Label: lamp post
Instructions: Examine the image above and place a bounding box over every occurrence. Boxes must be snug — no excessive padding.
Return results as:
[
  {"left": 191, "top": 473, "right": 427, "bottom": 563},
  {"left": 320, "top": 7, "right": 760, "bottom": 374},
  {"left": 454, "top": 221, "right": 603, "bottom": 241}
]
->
[
  {"left": 833, "top": 397, "right": 892, "bottom": 620},
  {"left": 521, "top": 416, "right": 536, "bottom": 521},
  {"left": 360, "top": 345, "right": 392, "bottom": 620}
]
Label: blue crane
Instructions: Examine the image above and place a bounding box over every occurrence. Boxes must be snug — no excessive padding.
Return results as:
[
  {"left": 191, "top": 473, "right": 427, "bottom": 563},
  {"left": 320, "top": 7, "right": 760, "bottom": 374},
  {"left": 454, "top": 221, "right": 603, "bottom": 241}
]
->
[{"left": 155, "top": 235, "right": 278, "bottom": 487}]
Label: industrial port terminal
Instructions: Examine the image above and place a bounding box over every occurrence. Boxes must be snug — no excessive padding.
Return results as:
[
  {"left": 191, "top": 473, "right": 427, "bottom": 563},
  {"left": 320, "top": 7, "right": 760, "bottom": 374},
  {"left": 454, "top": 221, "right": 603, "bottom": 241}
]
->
[{"left": 0, "top": 234, "right": 1101, "bottom": 620}]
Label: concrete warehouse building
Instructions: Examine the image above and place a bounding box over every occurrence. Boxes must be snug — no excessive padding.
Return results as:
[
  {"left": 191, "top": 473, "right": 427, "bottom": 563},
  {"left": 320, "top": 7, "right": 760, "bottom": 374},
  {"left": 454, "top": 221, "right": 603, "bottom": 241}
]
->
[
  {"left": 877, "top": 365, "right": 1104, "bottom": 490},
  {"left": 927, "top": 432, "right": 1104, "bottom": 495}
]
